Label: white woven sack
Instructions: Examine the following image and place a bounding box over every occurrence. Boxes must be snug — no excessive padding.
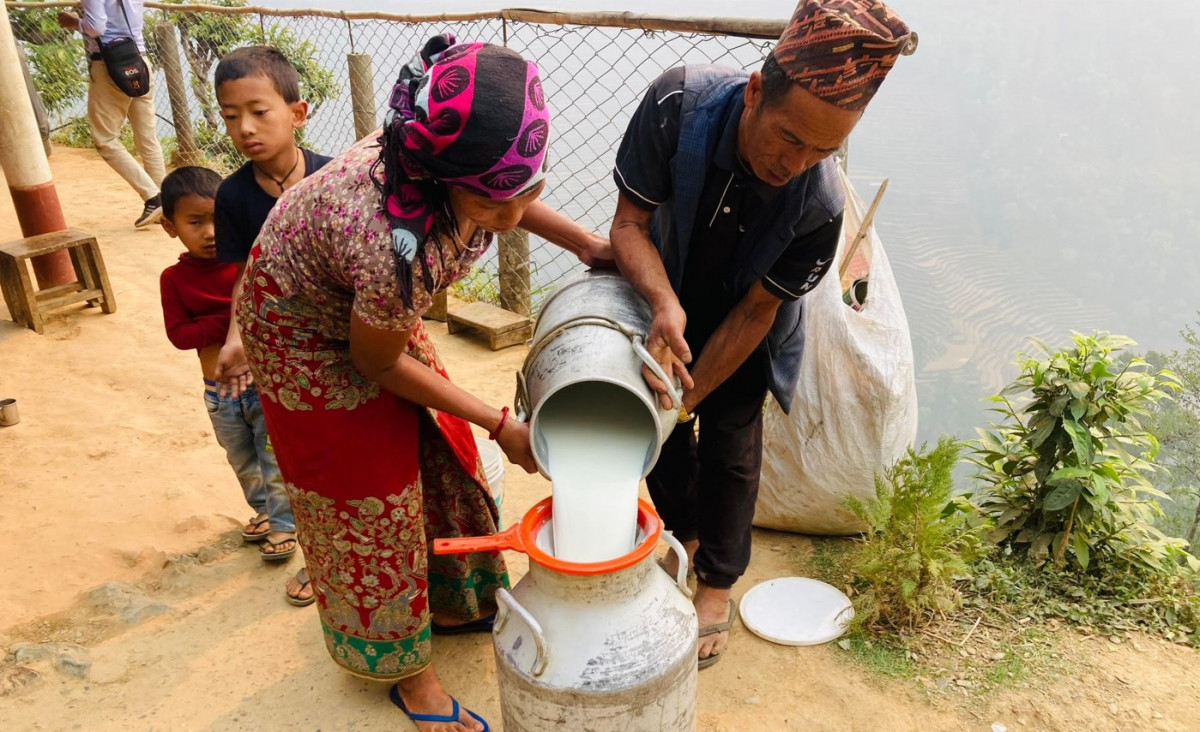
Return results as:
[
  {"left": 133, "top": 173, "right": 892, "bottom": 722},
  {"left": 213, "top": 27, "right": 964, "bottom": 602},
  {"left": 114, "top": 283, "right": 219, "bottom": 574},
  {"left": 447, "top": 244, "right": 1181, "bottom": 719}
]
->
[{"left": 755, "top": 170, "right": 918, "bottom": 535}]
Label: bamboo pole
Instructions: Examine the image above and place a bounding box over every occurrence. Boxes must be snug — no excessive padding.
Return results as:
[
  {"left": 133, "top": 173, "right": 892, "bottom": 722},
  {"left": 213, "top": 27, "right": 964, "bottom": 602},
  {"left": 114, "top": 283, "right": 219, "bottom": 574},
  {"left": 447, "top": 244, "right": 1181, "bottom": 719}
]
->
[
  {"left": 502, "top": 9, "right": 784, "bottom": 39},
  {"left": 498, "top": 228, "right": 530, "bottom": 317},
  {"left": 154, "top": 22, "right": 201, "bottom": 167},
  {"left": 347, "top": 52, "right": 376, "bottom": 142},
  {"left": 6, "top": 3, "right": 788, "bottom": 39},
  {"left": 839, "top": 178, "right": 888, "bottom": 280}
]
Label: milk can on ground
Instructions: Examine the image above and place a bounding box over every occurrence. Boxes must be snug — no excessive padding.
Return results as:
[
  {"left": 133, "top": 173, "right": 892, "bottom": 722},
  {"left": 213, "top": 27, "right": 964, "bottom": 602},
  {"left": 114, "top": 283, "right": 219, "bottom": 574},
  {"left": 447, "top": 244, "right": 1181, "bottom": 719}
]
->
[{"left": 435, "top": 499, "right": 698, "bottom": 731}]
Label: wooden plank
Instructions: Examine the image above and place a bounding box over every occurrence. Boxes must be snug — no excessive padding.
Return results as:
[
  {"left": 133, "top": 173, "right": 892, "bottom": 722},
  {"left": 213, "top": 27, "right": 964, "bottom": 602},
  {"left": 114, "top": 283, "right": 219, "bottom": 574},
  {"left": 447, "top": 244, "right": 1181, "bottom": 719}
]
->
[
  {"left": 0, "top": 229, "right": 96, "bottom": 260},
  {"left": 69, "top": 245, "right": 102, "bottom": 307},
  {"left": 37, "top": 288, "right": 103, "bottom": 312},
  {"left": 13, "top": 253, "right": 42, "bottom": 334},
  {"left": 33, "top": 282, "right": 83, "bottom": 302},
  {"left": 489, "top": 324, "right": 533, "bottom": 350},
  {"left": 445, "top": 301, "right": 534, "bottom": 350},
  {"left": 0, "top": 257, "right": 31, "bottom": 330},
  {"left": 447, "top": 301, "right": 532, "bottom": 335},
  {"left": 84, "top": 242, "right": 117, "bottom": 314}
]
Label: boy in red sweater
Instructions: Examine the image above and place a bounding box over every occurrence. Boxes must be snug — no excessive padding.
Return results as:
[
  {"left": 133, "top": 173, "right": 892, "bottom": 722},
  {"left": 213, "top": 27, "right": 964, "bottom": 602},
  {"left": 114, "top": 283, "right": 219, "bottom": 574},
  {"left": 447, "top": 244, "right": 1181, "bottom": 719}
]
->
[{"left": 158, "top": 167, "right": 297, "bottom": 574}]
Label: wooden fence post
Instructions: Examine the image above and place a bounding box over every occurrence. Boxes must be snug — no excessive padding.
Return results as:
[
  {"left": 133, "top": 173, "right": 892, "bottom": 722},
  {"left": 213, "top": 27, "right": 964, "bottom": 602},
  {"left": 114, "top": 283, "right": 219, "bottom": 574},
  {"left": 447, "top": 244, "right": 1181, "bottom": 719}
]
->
[
  {"left": 154, "top": 22, "right": 201, "bottom": 167},
  {"left": 498, "top": 228, "right": 531, "bottom": 317},
  {"left": 347, "top": 52, "right": 376, "bottom": 141}
]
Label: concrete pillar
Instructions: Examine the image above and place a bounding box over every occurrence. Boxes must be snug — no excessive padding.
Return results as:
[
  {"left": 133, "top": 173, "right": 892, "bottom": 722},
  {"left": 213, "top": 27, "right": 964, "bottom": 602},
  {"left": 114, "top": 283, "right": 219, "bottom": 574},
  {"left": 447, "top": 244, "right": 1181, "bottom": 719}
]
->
[{"left": 0, "top": 3, "right": 72, "bottom": 286}]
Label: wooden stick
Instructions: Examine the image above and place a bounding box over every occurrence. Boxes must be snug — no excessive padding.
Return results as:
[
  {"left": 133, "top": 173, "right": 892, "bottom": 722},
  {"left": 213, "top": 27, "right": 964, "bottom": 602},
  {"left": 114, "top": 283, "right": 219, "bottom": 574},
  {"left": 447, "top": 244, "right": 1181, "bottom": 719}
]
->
[
  {"left": 6, "top": 2, "right": 503, "bottom": 21},
  {"left": 921, "top": 628, "right": 958, "bottom": 645},
  {"left": 5, "top": 2, "right": 787, "bottom": 38},
  {"left": 958, "top": 615, "right": 983, "bottom": 646},
  {"left": 838, "top": 177, "right": 888, "bottom": 280},
  {"left": 503, "top": 9, "right": 784, "bottom": 39}
]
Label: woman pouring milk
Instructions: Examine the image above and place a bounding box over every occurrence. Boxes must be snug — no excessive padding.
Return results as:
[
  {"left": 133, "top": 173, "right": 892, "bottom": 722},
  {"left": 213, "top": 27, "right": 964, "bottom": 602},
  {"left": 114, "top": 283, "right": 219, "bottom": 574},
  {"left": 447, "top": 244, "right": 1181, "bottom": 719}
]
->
[{"left": 237, "top": 35, "right": 609, "bottom": 730}]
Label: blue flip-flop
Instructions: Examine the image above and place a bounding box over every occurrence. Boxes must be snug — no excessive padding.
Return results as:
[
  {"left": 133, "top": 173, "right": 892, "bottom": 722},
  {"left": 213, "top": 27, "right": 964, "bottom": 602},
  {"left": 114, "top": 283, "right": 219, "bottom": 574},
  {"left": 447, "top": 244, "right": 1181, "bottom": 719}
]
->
[
  {"left": 388, "top": 684, "right": 490, "bottom": 731},
  {"left": 431, "top": 613, "right": 496, "bottom": 636}
]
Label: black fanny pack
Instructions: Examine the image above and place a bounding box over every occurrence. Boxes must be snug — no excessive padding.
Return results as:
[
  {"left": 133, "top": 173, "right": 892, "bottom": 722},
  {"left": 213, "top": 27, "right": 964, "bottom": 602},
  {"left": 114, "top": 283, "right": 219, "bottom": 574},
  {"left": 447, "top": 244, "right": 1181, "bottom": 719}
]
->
[
  {"left": 94, "top": 0, "right": 149, "bottom": 98},
  {"left": 98, "top": 36, "right": 150, "bottom": 97}
]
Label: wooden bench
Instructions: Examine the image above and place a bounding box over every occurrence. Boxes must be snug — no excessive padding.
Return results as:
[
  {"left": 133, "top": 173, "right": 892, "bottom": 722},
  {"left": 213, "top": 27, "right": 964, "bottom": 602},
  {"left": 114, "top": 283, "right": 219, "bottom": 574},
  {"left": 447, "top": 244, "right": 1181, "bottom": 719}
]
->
[
  {"left": 0, "top": 229, "right": 116, "bottom": 334},
  {"left": 446, "top": 300, "right": 533, "bottom": 350}
]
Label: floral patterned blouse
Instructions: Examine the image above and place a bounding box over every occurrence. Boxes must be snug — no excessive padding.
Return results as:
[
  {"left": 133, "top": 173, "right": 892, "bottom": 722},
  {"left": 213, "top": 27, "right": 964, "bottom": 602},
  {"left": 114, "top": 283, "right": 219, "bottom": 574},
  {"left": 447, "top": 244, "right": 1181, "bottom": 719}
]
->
[{"left": 250, "top": 135, "right": 491, "bottom": 339}]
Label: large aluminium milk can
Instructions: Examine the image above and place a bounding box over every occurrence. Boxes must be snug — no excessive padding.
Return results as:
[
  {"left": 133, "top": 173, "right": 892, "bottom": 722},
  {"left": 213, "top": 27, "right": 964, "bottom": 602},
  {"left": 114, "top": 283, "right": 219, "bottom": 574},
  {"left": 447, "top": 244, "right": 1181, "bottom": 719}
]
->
[
  {"left": 434, "top": 498, "right": 698, "bottom": 731},
  {"left": 517, "top": 270, "right": 682, "bottom": 479}
]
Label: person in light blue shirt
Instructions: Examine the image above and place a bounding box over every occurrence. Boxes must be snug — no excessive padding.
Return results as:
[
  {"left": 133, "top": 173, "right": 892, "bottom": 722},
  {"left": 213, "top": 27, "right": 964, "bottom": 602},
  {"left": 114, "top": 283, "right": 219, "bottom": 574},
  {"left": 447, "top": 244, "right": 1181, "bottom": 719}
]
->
[{"left": 59, "top": 0, "right": 165, "bottom": 228}]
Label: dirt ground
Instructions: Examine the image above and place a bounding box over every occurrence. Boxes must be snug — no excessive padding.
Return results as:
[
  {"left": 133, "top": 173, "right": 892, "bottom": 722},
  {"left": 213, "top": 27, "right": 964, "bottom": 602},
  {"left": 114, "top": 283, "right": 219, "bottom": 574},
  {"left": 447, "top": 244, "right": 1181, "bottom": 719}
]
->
[{"left": 2, "top": 146, "right": 1199, "bottom": 731}]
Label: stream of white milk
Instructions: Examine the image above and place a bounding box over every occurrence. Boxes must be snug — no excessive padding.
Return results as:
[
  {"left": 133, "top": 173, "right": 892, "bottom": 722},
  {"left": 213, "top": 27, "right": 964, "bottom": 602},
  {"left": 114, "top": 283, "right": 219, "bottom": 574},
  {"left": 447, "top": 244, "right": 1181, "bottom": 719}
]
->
[{"left": 537, "top": 383, "right": 654, "bottom": 563}]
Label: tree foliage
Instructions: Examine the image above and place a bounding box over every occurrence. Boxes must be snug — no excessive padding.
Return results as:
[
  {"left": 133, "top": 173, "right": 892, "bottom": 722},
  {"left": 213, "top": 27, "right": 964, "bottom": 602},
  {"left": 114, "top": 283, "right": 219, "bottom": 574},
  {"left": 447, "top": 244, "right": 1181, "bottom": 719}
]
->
[
  {"left": 1143, "top": 317, "right": 1200, "bottom": 550},
  {"left": 15, "top": 0, "right": 338, "bottom": 167},
  {"left": 845, "top": 437, "right": 984, "bottom": 632},
  {"left": 9, "top": 4, "right": 87, "bottom": 117},
  {"left": 970, "top": 332, "right": 1190, "bottom": 574}
]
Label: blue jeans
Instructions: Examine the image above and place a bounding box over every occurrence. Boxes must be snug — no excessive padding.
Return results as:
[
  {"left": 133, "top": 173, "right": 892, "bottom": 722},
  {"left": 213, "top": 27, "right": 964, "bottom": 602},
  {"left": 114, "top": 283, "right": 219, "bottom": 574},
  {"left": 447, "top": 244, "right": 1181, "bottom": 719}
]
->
[{"left": 204, "top": 381, "right": 294, "bottom": 533}]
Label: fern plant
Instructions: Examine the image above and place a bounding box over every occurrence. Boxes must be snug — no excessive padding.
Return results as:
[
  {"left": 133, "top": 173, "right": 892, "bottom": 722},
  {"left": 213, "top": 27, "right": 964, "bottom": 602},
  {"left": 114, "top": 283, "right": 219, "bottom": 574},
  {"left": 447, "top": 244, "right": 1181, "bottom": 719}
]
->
[
  {"left": 845, "top": 437, "right": 983, "bottom": 631},
  {"left": 970, "top": 332, "right": 1189, "bottom": 574}
]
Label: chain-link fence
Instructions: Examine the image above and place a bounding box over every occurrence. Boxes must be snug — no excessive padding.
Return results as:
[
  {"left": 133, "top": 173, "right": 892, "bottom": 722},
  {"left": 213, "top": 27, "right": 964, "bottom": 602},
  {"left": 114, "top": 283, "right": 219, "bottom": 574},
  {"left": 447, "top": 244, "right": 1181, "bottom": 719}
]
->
[{"left": 7, "top": 1, "right": 784, "bottom": 309}]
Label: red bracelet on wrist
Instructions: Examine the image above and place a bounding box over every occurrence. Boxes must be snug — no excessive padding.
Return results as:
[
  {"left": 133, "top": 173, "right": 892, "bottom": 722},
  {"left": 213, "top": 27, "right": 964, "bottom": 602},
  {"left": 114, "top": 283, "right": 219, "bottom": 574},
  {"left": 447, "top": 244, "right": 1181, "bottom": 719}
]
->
[{"left": 488, "top": 406, "right": 510, "bottom": 441}]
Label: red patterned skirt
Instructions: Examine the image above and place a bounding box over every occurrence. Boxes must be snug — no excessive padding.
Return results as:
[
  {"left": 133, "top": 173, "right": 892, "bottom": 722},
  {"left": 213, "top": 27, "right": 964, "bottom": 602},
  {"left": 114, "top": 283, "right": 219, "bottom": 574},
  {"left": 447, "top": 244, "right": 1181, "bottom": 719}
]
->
[{"left": 238, "top": 256, "right": 506, "bottom": 681}]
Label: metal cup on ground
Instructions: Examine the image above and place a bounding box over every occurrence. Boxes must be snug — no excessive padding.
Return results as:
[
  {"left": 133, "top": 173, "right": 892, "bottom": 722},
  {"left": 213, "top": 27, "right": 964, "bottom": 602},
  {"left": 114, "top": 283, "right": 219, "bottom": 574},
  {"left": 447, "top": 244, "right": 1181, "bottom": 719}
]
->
[{"left": 0, "top": 398, "right": 19, "bottom": 426}]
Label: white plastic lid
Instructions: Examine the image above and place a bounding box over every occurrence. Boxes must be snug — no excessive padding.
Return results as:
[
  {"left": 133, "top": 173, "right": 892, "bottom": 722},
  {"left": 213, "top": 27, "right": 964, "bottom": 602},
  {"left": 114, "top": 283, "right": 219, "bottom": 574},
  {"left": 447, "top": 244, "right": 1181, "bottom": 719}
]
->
[{"left": 738, "top": 577, "right": 854, "bottom": 646}]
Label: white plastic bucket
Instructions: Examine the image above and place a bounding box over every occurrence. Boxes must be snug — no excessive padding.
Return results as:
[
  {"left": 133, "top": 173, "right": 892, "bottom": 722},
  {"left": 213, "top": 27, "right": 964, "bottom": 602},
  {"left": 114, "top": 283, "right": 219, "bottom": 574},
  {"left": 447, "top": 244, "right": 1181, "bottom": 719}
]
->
[{"left": 475, "top": 437, "right": 506, "bottom": 528}]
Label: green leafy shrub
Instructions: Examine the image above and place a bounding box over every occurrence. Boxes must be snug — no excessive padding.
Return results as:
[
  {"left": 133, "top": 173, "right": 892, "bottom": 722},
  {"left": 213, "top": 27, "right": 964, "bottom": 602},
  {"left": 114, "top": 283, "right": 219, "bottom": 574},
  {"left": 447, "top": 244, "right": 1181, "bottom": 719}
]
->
[
  {"left": 845, "top": 437, "right": 984, "bottom": 631},
  {"left": 1144, "top": 317, "right": 1200, "bottom": 551},
  {"left": 19, "top": 0, "right": 339, "bottom": 170},
  {"left": 157, "top": 0, "right": 338, "bottom": 130},
  {"left": 968, "top": 555, "right": 1200, "bottom": 646},
  {"left": 450, "top": 268, "right": 501, "bottom": 305},
  {"left": 970, "top": 332, "right": 1189, "bottom": 574}
]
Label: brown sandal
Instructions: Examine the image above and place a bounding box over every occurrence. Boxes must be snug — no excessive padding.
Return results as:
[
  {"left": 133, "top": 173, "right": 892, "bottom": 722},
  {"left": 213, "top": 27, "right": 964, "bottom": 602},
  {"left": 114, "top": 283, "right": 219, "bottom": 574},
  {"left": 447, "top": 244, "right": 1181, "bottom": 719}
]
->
[
  {"left": 259, "top": 535, "right": 297, "bottom": 562},
  {"left": 285, "top": 567, "right": 316, "bottom": 607},
  {"left": 241, "top": 514, "right": 270, "bottom": 542},
  {"left": 697, "top": 598, "right": 738, "bottom": 670}
]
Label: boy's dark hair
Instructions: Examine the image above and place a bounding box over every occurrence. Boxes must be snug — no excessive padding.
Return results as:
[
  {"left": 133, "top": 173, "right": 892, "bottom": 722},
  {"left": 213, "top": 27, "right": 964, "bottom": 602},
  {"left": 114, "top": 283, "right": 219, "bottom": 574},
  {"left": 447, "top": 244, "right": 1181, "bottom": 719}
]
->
[
  {"left": 214, "top": 46, "right": 301, "bottom": 103},
  {"left": 160, "top": 166, "right": 221, "bottom": 219}
]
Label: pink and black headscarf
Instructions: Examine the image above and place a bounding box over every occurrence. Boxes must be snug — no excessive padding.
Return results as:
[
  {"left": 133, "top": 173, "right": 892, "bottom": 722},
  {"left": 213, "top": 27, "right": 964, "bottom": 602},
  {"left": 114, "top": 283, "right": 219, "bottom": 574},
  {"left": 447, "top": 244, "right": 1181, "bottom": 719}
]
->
[{"left": 372, "top": 34, "right": 551, "bottom": 307}]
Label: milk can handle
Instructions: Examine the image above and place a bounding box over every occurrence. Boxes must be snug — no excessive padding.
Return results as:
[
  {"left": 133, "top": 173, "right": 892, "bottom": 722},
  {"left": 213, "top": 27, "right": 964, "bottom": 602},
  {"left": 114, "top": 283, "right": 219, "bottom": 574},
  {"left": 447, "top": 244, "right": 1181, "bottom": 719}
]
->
[
  {"left": 631, "top": 336, "right": 683, "bottom": 411},
  {"left": 495, "top": 588, "right": 549, "bottom": 677},
  {"left": 514, "top": 370, "right": 531, "bottom": 422},
  {"left": 660, "top": 531, "right": 693, "bottom": 597}
]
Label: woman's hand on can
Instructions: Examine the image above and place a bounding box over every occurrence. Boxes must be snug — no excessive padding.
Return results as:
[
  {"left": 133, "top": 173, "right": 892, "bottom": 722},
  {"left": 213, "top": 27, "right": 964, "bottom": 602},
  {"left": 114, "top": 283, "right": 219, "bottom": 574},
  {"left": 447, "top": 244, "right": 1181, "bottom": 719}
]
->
[
  {"left": 496, "top": 419, "right": 538, "bottom": 474},
  {"left": 578, "top": 233, "right": 616, "bottom": 269}
]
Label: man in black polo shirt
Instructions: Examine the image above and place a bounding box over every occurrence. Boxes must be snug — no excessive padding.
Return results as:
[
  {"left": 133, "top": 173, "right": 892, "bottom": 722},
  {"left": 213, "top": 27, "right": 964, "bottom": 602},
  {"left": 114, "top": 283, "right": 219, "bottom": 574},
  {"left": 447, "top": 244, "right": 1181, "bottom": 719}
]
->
[{"left": 610, "top": 0, "right": 915, "bottom": 668}]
